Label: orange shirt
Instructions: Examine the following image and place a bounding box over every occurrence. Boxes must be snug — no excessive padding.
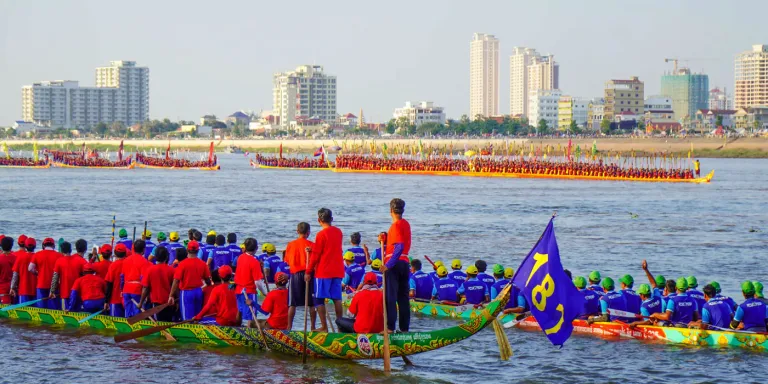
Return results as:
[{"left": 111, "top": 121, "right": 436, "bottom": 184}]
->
[
  {"left": 234, "top": 253, "right": 264, "bottom": 294},
  {"left": 262, "top": 288, "right": 289, "bottom": 329},
  {"left": 31, "top": 249, "right": 61, "bottom": 289},
  {"left": 71, "top": 274, "right": 107, "bottom": 301},
  {"left": 90, "top": 260, "right": 112, "bottom": 280},
  {"left": 308, "top": 226, "right": 344, "bottom": 279},
  {"left": 141, "top": 263, "right": 175, "bottom": 304},
  {"left": 0, "top": 252, "right": 16, "bottom": 289},
  {"left": 104, "top": 258, "right": 125, "bottom": 304},
  {"left": 349, "top": 288, "right": 384, "bottom": 333},
  {"left": 53, "top": 256, "right": 87, "bottom": 299},
  {"left": 385, "top": 218, "right": 412, "bottom": 263},
  {"left": 173, "top": 257, "right": 210, "bottom": 290},
  {"left": 284, "top": 238, "right": 314, "bottom": 273},
  {"left": 121, "top": 253, "right": 150, "bottom": 295},
  {"left": 197, "top": 283, "right": 239, "bottom": 326},
  {"left": 12, "top": 251, "right": 36, "bottom": 296}
]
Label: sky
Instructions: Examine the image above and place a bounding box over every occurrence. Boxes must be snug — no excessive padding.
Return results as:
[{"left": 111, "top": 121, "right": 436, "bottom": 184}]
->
[{"left": 1, "top": 0, "right": 767, "bottom": 125}]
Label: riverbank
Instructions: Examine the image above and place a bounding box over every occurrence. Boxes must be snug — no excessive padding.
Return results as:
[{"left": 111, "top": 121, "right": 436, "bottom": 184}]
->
[{"left": 4, "top": 137, "right": 767, "bottom": 158}]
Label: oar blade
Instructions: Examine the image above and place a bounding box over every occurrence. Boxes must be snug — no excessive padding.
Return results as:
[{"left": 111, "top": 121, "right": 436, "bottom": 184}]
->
[
  {"left": 127, "top": 303, "right": 169, "bottom": 325},
  {"left": 114, "top": 322, "right": 175, "bottom": 343},
  {"left": 0, "top": 298, "right": 43, "bottom": 312},
  {"left": 78, "top": 309, "right": 104, "bottom": 324}
]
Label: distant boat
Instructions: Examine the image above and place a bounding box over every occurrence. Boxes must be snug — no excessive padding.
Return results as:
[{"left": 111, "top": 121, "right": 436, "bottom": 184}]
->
[{"left": 223, "top": 145, "right": 243, "bottom": 154}]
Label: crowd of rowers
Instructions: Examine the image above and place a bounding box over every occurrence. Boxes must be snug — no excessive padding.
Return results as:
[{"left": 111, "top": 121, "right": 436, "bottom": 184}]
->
[
  {"left": 135, "top": 153, "right": 217, "bottom": 168},
  {"left": 0, "top": 157, "right": 48, "bottom": 167},
  {"left": 49, "top": 150, "right": 133, "bottom": 167},
  {"left": 253, "top": 154, "right": 329, "bottom": 169}
]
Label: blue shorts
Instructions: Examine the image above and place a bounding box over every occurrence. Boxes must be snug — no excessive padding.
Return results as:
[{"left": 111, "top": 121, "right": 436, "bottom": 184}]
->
[
  {"left": 180, "top": 288, "right": 203, "bottom": 321},
  {"left": 236, "top": 292, "right": 263, "bottom": 321},
  {"left": 36, "top": 289, "right": 54, "bottom": 309},
  {"left": 110, "top": 304, "right": 125, "bottom": 317},
  {"left": 123, "top": 293, "right": 142, "bottom": 318},
  {"left": 83, "top": 299, "right": 105, "bottom": 313},
  {"left": 313, "top": 277, "right": 342, "bottom": 305}
]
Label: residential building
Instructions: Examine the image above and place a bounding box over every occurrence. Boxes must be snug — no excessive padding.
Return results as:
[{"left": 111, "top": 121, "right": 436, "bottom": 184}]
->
[
  {"left": 469, "top": 33, "right": 499, "bottom": 119},
  {"left": 273, "top": 65, "right": 337, "bottom": 126},
  {"left": 708, "top": 87, "right": 732, "bottom": 110},
  {"left": 509, "top": 47, "right": 559, "bottom": 117},
  {"left": 12, "top": 120, "right": 51, "bottom": 136},
  {"left": 694, "top": 109, "right": 737, "bottom": 133},
  {"left": 604, "top": 76, "right": 644, "bottom": 121},
  {"left": 336, "top": 113, "right": 358, "bottom": 128},
  {"left": 180, "top": 124, "right": 213, "bottom": 137},
  {"left": 734, "top": 44, "right": 768, "bottom": 109},
  {"left": 557, "top": 96, "right": 588, "bottom": 130},
  {"left": 733, "top": 107, "right": 768, "bottom": 131},
  {"left": 587, "top": 98, "right": 605, "bottom": 131},
  {"left": 644, "top": 95, "right": 675, "bottom": 126},
  {"left": 393, "top": 101, "right": 445, "bottom": 126},
  {"left": 528, "top": 89, "right": 561, "bottom": 131},
  {"left": 660, "top": 68, "right": 709, "bottom": 120},
  {"left": 226, "top": 111, "right": 251, "bottom": 127},
  {"left": 21, "top": 61, "right": 149, "bottom": 129}
]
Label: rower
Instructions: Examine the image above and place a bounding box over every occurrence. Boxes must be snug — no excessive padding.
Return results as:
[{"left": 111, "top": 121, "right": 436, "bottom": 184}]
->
[
  {"left": 380, "top": 198, "right": 412, "bottom": 333},
  {"left": 709, "top": 281, "right": 738, "bottom": 311},
  {"left": 10, "top": 237, "right": 38, "bottom": 304},
  {"left": 619, "top": 274, "right": 642, "bottom": 315},
  {"left": 234, "top": 238, "right": 268, "bottom": 326},
  {"left": 0, "top": 237, "right": 15, "bottom": 304},
  {"left": 104, "top": 243, "right": 128, "bottom": 317},
  {"left": 428, "top": 260, "right": 444, "bottom": 283},
  {"left": 458, "top": 265, "right": 489, "bottom": 305},
  {"left": 754, "top": 281, "right": 768, "bottom": 305},
  {"left": 138, "top": 246, "right": 176, "bottom": 322},
  {"left": 90, "top": 244, "right": 112, "bottom": 280},
  {"left": 475, "top": 260, "right": 495, "bottom": 291},
  {"left": 50, "top": 241, "right": 87, "bottom": 311},
  {"left": 194, "top": 265, "right": 241, "bottom": 326},
  {"left": 336, "top": 272, "right": 384, "bottom": 334},
  {"left": 686, "top": 276, "right": 706, "bottom": 315},
  {"left": 30, "top": 237, "right": 61, "bottom": 309},
  {"left": 306, "top": 208, "right": 345, "bottom": 333},
  {"left": 142, "top": 230, "right": 156, "bottom": 259},
  {"left": 574, "top": 276, "right": 600, "bottom": 319},
  {"left": 67, "top": 264, "right": 106, "bottom": 313},
  {"left": 201, "top": 231, "right": 217, "bottom": 263},
  {"left": 259, "top": 272, "right": 290, "bottom": 330},
  {"left": 368, "top": 232, "right": 387, "bottom": 263},
  {"left": 662, "top": 279, "right": 678, "bottom": 308},
  {"left": 628, "top": 284, "right": 662, "bottom": 328},
  {"left": 431, "top": 266, "right": 459, "bottom": 302},
  {"left": 346, "top": 232, "right": 367, "bottom": 267},
  {"left": 169, "top": 240, "right": 213, "bottom": 321},
  {"left": 641, "top": 260, "right": 666, "bottom": 300},
  {"left": 154, "top": 232, "right": 169, "bottom": 256},
  {"left": 121, "top": 240, "right": 151, "bottom": 318},
  {"left": 74, "top": 239, "right": 89, "bottom": 261},
  {"left": 209, "top": 234, "right": 233, "bottom": 271},
  {"left": 116, "top": 228, "right": 132, "bottom": 252},
  {"left": 587, "top": 277, "right": 630, "bottom": 324},
  {"left": 730, "top": 281, "right": 768, "bottom": 332},
  {"left": 341, "top": 251, "right": 364, "bottom": 294},
  {"left": 650, "top": 278, "right": 699, "bottom": 326},
  {"left": 368, "top": 259, "right": 383, "bottom": 287},
  {"left": 284, "top": 222, "right": 314, "bottom": 331},
  {"left": 166, "top": 232, "right": 184, "bottom": 265},
  {"left": 448, "top": 259, "right": 467, "bottom": 283},
  {"left": 409, "top": 259, "right": 434, "bottom": 301},
  {"left": 689, "top": 284, "right": 733, "bottom": 330},
  {"left": 587, "top": 270, "right": 604, "bottom": 297},
  {"left": 262, "top": 243, "right": 281, "bottom": 283},
  {"left": 226, "top": 233, "right": 242, "bottom": 269}
]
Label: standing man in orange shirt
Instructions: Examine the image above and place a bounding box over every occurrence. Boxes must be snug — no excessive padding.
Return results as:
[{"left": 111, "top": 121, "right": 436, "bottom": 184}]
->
[
  {"left": 169, "top": 240, "right": 212, "bottom": 321},
  {"left": 104, "top": 244, "right": 128, "bottom": 317},
  {"left": 380, "top": 198, "right": 412, "bottom": 332},
  {"left": 50, "top": 241, "right": 87, "bottom": 310},
  {"left": 11, "top": 237, "right": 38, "bottom": 304},
  {"left": 0, "top": 237, "right": 16, "bottom": 304},
  {"left": 284, "top": 222, "right": 314, "bottom": 330},
  {"left": 29, "top": 237, "right": 61, "bottom": 309},
  {"left": 306, "top": 208, "right": 344, "bottom": 332},
  {"left": 121, "top": 240, "right": 151, "bottom": 317},
  {"left": 233, "top": 238, "right": 268, "bottom": 326}
]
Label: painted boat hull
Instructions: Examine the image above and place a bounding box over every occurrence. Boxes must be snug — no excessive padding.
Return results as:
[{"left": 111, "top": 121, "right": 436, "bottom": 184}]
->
[
  {"left": 51, "top": 161, "right": 135, "bottom": 170},
  {"left": 250, "top": 159, "right": 332, "bottom": 171},
  {"left": 135, "top": 162, "right": 220, "bottom": 171},
  {"left": 0, "top": 163, "right": 51, "bottom": 169},
  {"left": 344, "top": 298, "right": 492, "bottom": 321}
]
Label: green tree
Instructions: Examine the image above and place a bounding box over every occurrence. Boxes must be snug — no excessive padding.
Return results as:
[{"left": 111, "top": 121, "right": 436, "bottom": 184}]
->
[
  {"left": 537, "top": 119, "right": 549, "bottom": 135},
  {"left": 94, "top": 122, "right": 109, "bottom": 137},
  {"left": 109, "top": 121, "right": 126, "bottom": 137},
  {"left": 600, "top": 118, "right": 611, "bottom": 135},
  {"left": 568, "top": 120, "right": 582, "bottom": 135},
  {"left": 386, "top": 119, "right": 396, "bottom": 134},
  {"left": 715, "top": 115, "right": 724, "bottom": 128}
]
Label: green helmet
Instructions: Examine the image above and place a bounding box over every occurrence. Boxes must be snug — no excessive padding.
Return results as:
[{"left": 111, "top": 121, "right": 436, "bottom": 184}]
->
[
  {"left": 619, "top": 274, "right": 634, "bottom": 287},
  {"left": 686, "top": 276, "right": 698, "bottom": 288},
  {"left": 742, "top": 281, "right": 756, "bottom": 295},
  {"left": 589, "top": 270, "right": 601, "bottom": 283},
  {"left": 655, "top": 275, "right": 666, "bottom": 287},
  {"left": 601, "top": 277, "right": 615, "bottom": 290},
  {"left": 637, "top": 283, "right": 651, "bottom": 296},
  {"left": 157, "top": 232, "right": 167, "bottom": 241},
  {"left": 118, "top": 228, "right": 128, "bottom": 238},
  {"left": 709, "top": 281, "right": 722, "bottom": 293},
  {"left": 492, "top": 264, "right": 504, "bottom": 275},
  {"left": 753, "top": 281, "right": 764, "bottom": 298},
  {"left": 573, "top": 276, "right": 587, "bottom": 289},
  {"left": 676, "top": 277, "right": 688, "bottom": 291}
]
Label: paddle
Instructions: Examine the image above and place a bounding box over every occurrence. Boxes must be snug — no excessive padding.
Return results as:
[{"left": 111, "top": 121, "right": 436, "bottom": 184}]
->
[
  {"left": 131, "top": 300, "right": 176, "bottom": 341},
  {"left": 380, "top": 241, "right": 391, "bottom": 373},
  {"left": 0, "top": 297, "right": 47, "bottom": 312},
  {"left": 115, "top": 318, "right": 196, "bottom": 343},
  {"left": 78, "top": 309, "right": 104, "bottom": 324},
  {"left": 423, "top": 255, "right": 437, "bottom": 269},
  {"left": 302, "top": 247, "right": 311, "bottom": 364},
  {"left": 127, "top": 303, "right": 170, "bottom": 325},
  {"left": 244, "top": 289, "right": 270, "bottom": 351},
  {"left": 607, "top": 309, "right": 643, "bottom": 319},
  {"left": 502, "top": 311, "right": 532, "bottom": 329}
]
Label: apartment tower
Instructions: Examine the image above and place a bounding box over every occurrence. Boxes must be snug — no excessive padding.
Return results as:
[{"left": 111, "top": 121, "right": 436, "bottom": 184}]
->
[
  {"left": 510, "top": 47, "right": 558, "bottom": 118},
  {"left": 469, "top": 33, "right": 499, "bottom": 120},
  {"left": 734, "top": 44, "right": 768, "bottom": 109}
]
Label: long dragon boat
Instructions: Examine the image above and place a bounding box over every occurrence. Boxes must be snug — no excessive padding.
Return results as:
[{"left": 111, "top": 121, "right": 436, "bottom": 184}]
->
[
  {"left": 344, "top": 297, "right": 495, "bottom": 321},
  {"left": 0, "top": 284, "right": 511, "bottom": 360},
  {"left": 134, "top": 162, "right": 220, "bottom": 171},
  {"left": 51, "top": 161, "right": 135, "bottom": 170},
  {"left": 509, "top": 316, "right": 768, "bottom": 352},
  {"left": 250, "top": 159, "right": 332, "bottom": 171},
  {"left": 0, "top": 163, "right": 51, "bottom": 169}
]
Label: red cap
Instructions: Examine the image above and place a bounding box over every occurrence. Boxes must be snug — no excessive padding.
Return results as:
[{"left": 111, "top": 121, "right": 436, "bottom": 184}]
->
[
  {"left": 43, "top": 237, "right": 55, "bottom": 246},
  {"left": 100, "top": 244, "right": 112, "bottom": 254},
  {"left": 187, "top": 240, "right": 200, "bottom": 252},
  {"left": 18, "top": 234, "right": 27, "bottom": 246},
  {"left": 217, "top": 265, "right": 233, "bottom": 279},
  {"left": 83, "top": 264, "right": 95, "bottom": 273},
  {"left": 275, "top": 272, "right": 288, "bottom": 284},
  {"left": 24, "top": 237, "right": 37, "bottom": 248},
  {"left": 363, "top": 272, "right": 378, "bottom": 285},
  {"left": 114, "top": 243, "right": 127, "bottom": 253}
]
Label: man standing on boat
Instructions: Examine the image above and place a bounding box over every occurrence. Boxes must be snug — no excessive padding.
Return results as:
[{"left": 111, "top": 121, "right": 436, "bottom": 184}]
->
[
  {"left": 285, "top": 222, "right": 314, "bottom": 330},
  {"left": 0, "top": 237, "right": 15, "bottom": 304},
  {"left": 29, "top": 238, "right": 60, "bottom": 309},
  {"left": 10, "top": 237, "right": 38, "bottom": 304},
  {"left": 121, "top": 240, "right": 150, "bottom": 317},
  {"left": 306, "top": 208, "right": 344, "bottom": 332},
  {"left": 169, "top": 240, "right": 212, "bottom": 321},
  {"left": 234, "top": 238, "right": 268, "bottom": 326},
  {"left": 50, "top": 241, "right": 86, "bottom": 310},
  {"left": 380, "top": 198, "right": 412, "bottom": 333}
]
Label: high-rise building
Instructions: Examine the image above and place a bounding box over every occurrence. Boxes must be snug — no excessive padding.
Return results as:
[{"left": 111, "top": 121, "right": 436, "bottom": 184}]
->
[
  {"left": 708, "top": 88, "right": 732, "bottom": 110},
  {"left": 469, "top": 33, "right": 499, "bottom": 120},
  {"left": 734, "top": 44, "right": 768, "bottom": 109},
  {"left": 509, "top": 47, "right": 558, "bottom": 118},
  {"left": 604, "top": 76, "right": 644, "bottom": 121},
  {"left": 21, "top": 61, "right": 149, "bottom": 128},
  {"left": 660, "top": 68, "right": 709, "bottom": 120},
  {"left": 393, "top": 101, "right": 445, "bottom": 126},
  {"left": 272, "top": 65, "right": 337, "bottom": 126},
  {"left": 557, "top": 96, "right": 588, "bottom": 130},
  {"left": 528, "top": 89, "right": 561, "bottom": 131}
]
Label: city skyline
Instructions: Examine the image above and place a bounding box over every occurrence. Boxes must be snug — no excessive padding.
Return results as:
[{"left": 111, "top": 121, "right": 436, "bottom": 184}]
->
[{"left": 1, "top": 0, "right": 767, "bottom": 125}]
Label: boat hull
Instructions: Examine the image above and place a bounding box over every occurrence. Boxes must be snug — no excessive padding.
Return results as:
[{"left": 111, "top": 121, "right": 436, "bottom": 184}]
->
[
  {"left": 250, "top": 160, "right": 332, "bottom": 171},
  {"left": 51, "top": 161, "right": 134, "bottom": 170},
  {"left": 0, "top": 163, "right": 51, "bottom": 169},
  {"left": 135, "top": 162, "right": 220, "bottom": 171}
]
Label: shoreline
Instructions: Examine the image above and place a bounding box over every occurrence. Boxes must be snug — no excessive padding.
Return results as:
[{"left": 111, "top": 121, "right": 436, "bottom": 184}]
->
[{"left": 4, "top": 137, "right": 767, "bottom": 158}]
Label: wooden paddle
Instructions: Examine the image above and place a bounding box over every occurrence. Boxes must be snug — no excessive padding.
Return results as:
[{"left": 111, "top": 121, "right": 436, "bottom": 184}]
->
[
  {"left": 78, "top": 309, "right": 104, "bottom": 324},
  {"left": 302, "top": 247, "right": 311, "bottom": 364},
  {"left": 380, "top": 241, "right": 391, "bottom": 373},
  {"left": 245, "top": 293, "right": 270, "bottom": 351},
  {"left": 114, "top": 318, "right": 195, "bottom": 343},
  {"left": 127, "top": 303, "right": 170, "bottom": 325},
  {"left": 131, "top": 300, "right": 176, "bottom": 341}
]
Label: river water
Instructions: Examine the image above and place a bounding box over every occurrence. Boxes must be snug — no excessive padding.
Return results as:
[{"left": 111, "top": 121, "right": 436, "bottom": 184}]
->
[{"left": 1, "top": 155, "right": 766, "bottom": 383}]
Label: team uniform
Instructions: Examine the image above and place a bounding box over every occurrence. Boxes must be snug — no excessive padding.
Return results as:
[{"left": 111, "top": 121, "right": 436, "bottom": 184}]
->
[
  {"left": 121, "top": 253, "right": 150, "bottom": 317},
  {"left": 621, "top": 288, "right": 642, "bottom": 314},
  {"left": 105, "top": 258, "right": 126, "bottom": 317},
  {"left": 52, "top": 255, "right": 86, "bottom": 310},
  {"left": 477, "top": 273, "right": 495, "bottom": 292},
  {"left": 408, "top": 270, "right": 434, "bottom": 301},
  {"left": 31, "top": 249, "right": 61, "bottom": 309},
  {"left": 284, "top": 238, "right": 314, "bottom": 307},
  {"left": 144, "top": 240, "right": 156, "bottom": 259},
  {"left": 68, "top": 274, "right": 106, "bottom": 313},
  {"left": 174, "top": 257, "right": 211, "bottom": 320},
  {"left": 0, "top": 252, "right": 16, "bottom": 304},
  {"left": 599, "top": 290, "right": 629, "bottom": 321},
  {"left": 116, "top": 238, "right": 132, "bottom": 253},
  {"left": 589, "top": 284, "right": 605, "bottom": 297},
  {"left": 701, "top": 298, "right": 734, "bottom": 330},
  {"left": 458, "top": 277, "right": 489, "bottom": 305},
  {"left": 342, "top": 264, "right": 365, "bottom": 294},
  {"left": 12, "top": 250, "right": 36, "bottom": 303},
  {"left": 733, "top": 298, "right": 768, "bottom": 332},
  {"left": 579, "top": 288, "right": 601, "bottom": 318},
  {"left": 196, "top": 283, "right": 239, "bottom": 326},
  {"left": 261, "top": 287, "right": 289, "bottom": 329},
  {"left": 639, "top": 297, "right": 663, "bottom": 318},
  {"left": 89, "top": 259, "right": 112, "bottom": 280},
  {"left": 347, "top": 287, "right": 384, "bottom": 333},
  {"left": 263, "top": 254, "right": 282, "bottom": 283},
  {"left": 384, "top": 218, "right": 411, "bottom": 332},
  {"left": 715, "top": 294, "right": 738, "bottom": 311},
  {"left": 432, "top": 277, "right": 460, "bottom": 302},
  {"left": 448, "top": 270, "right": 467, "bottom": 283},
  {"left": 141, "top": 263, "right": 176, "bottom": 321},
  {"left": 345, "top": 246, "right": 367, "bottom": 267},
  {"left": 166, "top": 242, "right": 185, "bottom": 265},
  {"left": 233, "top": 252, "right": 265, "bottom": 322},
  {"left": 309, "top": 226, "right": 344, "bottom": 305},
  {"left": 210, "top": 246, "right": 233, "bottom": 271},
  {"left": 664, "top": 293, "right": 699, "bottom": 324},
  {"left": 687, "top": 288, "right": 706, "bottom": 315},
  {"left": 227, "top": 243, "right": 242, "bottom": 267}
]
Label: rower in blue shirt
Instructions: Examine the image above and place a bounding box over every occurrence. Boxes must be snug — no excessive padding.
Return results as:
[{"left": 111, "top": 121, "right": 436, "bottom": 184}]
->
[
  {"left": 346, "top": 232, "right": 368, "bottom": 267},
  {"left": 431, "top": 266, "right": 459, "bottom": 302},
  {"left": 489, "top": 265, "right": 508, "bottom": 301},
  {"left": 457, "top": 266, "right": 489, "bottom": 305},
  {"left": 341, "top": 252, "right": 364, "bottom": 294},
  {"left": 208, "top": 235, "right": 233, "bottom": 271},
  {"left": 629, "top": 284, "right": 663, "bottom": 328},
  {"left": 588, "top": 277, "right": 630, "bottom": 323},
  {"left": 200, "top": 232, "right": 217, "bottom": 263},
  {"left": 116, "top": 228, "right": 132, "bottom": 253},
  {"left": 142, "top": 230, "right": 156, "bottom": 259},
  {"left": 651, "top": 278, "right": 699, "bottom": 326},
  {"left": 710, "top": 281, "right": 738, "bottom": 311},
  {"left": 496, "top": 268, "right": 528, "bottom": 315},
  {"left": 731, "top": 281, "right": 768, "bottom": 332},
  {"left": 574, "top": 276, "right": 600, "bottom": 319},
  {"left": 474, "top": 260, "right": 496, "bottom": 291},
  {"left": 261, "top": 243, "right": 281, "bottom": 283},
  {"left": 690, "top": 284, "right": 734, "bottom": 330},
  {"left": 428, "top": 260, "right": 444, "bottom": 284},
  {"left": 367, "top": 259, "right": 383, "bottom": 288},
  {"left": 408, "top": 259, "right": 433, "bottom": 301},
  {"left": 754, "top": 281, "right": 768, "bottom": 305},
  {"left": 587, "top": 270, "right": 604, "bottom": 297},
  {"left": 226, "top": 233, "right": 242, "bottom": 268},
  {"left": 640, "top": 259, "right": 666, "bottom": 301},
  {"left": 166, "top": 231, "right": 184, "bottom": 265},
  {"left": 619, "top": 274, "right": 642, "bottom": 315},
  {"left": 686, "top": 276, "right": 706, "bottom": 316},
  {"left": 447, "top": 259, "right": 467, "bottom": 283}
]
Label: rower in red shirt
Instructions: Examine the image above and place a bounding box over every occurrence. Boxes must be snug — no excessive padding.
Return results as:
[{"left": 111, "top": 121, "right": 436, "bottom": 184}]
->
[
  {"left": 104, "top": 243, "right": 128, "bottom": 317},
  {"left": 50, "top": 241, "right": 87, "bottom": 310},
  {"left": 0, "top": 237, "right": 16, "bottom": 304},
  {"left": 89, "top": 244, "right": 113, "bottom": 280},
  {"left": 67, "top": 264, "right": 106, "bottom": 313},
  {"left": 120, "top": 239, "right": 151, "bottom": 318},
  {"left": 380, "top": 198, "right": 412, "bottom": 332},
  {"left": 234, "top": 238, "right": 268, "bottom": 326},
  {"left": 11, "top": 237, "right": 38, "bottom": 304},
  {"left": 169, "top": 241, "right": 212, "bottom": 321},
  {"left": 284, "top": 222, "right": 314, "bottom": 330},
  {"left": 138, "top": 246, "right": 175, "bottom": 322},
  {"left": 260, "top": 272, "right": 290, "bottom": 330},
  {"left": 29, "top": 237, "right": 61, "bottom": 309},
  {"left": 306, "top": 208, "right": 344, "bottom": 332},
  {"left": 194, "top": 265, "right": 240, "bottom": 326},
  {"left": 336, "top": 272, "right": 384, "bottom": 333}
]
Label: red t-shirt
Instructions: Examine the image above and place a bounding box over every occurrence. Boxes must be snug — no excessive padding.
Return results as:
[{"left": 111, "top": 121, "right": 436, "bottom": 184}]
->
[
  {"left": 141, "top": 263, "right": 175, "bottom": 304},
  {"left": 261, "top": 288, "right": 289, "bottom": 330},
  {"left": 32, "top": 249, "right": 61, "bottom": 289},
  {"left": 121, "top": 254, "right": 150, "bottom": 295},
  {"left": 386, "top": 218, "right": 412, "bottom": 263},
  {"left": 173, "top": 257, "right": 210, "bottom": 290},
  {"left": 308, "top": 226, "right": 344, "bottom": 279},
  {"left": 284, "top": 238, "right": 314, "bottom": 273},
  {"left": 71, "top": 274, "right": 106, "bottom": 301},
  {"left": 0, "top": 252, "right": 16, "bottom": 291},
  {"left": 234, "top": 253, "right": 264, "bottom": 294},
  {"left": 90, "top": 260, "right": 112, "bottom": 280},
  {"left": 349, "top": 288, "right": 384, "bottom": 333},
  {"left": 203, "top": 284, "right": 216, "bottom": 307},
  {"left": 197, "top": 283, "right": 239, "bottom": 326},
  {"left": 12, "top": 251, "right": 37, "bottom": 296},
  {"left": 53, "top": 256, "right": 87, "bottom": 299},
  {"left": 104, "top": 258, "right": 125, "bottom": 304}
]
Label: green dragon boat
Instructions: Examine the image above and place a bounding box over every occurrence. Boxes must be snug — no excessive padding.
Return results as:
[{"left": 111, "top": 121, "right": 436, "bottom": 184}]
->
[
  {"left": 344, "top": 296, "right": 516, "bottom": 323},
  {"left": 0, "top": 284, "right": 511, "bottom": 360}
]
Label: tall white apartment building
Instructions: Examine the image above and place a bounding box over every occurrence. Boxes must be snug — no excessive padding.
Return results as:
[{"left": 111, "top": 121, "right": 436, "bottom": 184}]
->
[
  {"left": 273, "top": 65, "right": 337, "bottom": 126},
  {"left": 509, "top": 47, "right": 559, "bottom": 118},
  {"left": 21, "top": 61, "right": 149, "bottom": 128},
  {"left": 393, "top": 101, "right": 445, "bottom": 126},
  {"left": 469, "top": 33, "right": 499, "bottom": 120},
  {"left": 708, "top": 87, "right": 733, "bottom": 110},
  {"left": 528, "top": 89, "right": 562, "bottom": 130},
  {"left": 734, "top": 45, "right": 768, "bottom": 109}
]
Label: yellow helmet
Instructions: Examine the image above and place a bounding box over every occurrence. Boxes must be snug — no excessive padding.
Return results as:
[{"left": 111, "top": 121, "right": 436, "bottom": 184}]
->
[
  {"left": 239, "top": 243, "right": 246, "bottom": 252},
  {"left": 371, "top": 259, "right": 382, "bottom": 270},
  {"left": 207, "top": 230, "right": 217, "bottom": 236},
  {"left": 504, "top": 267, "right": 514, "bottom": 279},
  {"left": 466, "top": 265, "right": 478, "bottom": 275},
  {"left": 343, "top": 251, "right": 355, "bottom": 261},
  {"left": 451, "top": 259, "right": 462, "bottom": 269},
  {"left": 142, "top": 229, "right": 152, "bottom": 238},
  {"left": 434, "top": 260, "right": 444, "bottom": 269},
  {"left": 169, "top": 231, "right": 180, "bottom": 241},
  {"left": 437, "top": 266, "right": 448, "bottom": 277},
  {"left": 262, "top": 243, "right": 276, "bottom": 253}
]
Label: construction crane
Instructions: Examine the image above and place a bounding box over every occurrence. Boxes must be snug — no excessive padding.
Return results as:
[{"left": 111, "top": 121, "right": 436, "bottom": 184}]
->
[
  {"left": 664, "top": 57, "right": 718, "bottom": 74},
  {"left": 664, "top": 58, "right": 679, "bottom": 73}
]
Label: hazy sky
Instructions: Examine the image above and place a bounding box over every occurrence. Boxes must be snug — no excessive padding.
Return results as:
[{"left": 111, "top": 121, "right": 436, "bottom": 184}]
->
[{"left": 1, "top": 0, "right": 766, "bottom": 125}]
